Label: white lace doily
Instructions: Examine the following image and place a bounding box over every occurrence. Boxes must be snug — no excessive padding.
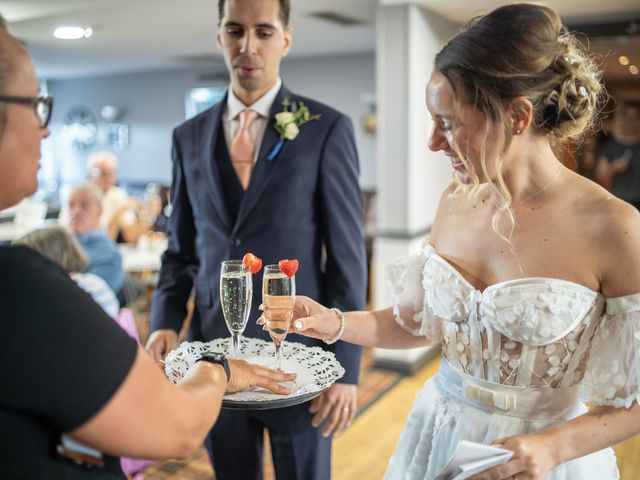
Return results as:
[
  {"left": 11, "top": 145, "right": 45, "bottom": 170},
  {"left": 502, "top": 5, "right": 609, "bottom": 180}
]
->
[{"left": 164, "top": 337, "right": 345, "bottom": 403}]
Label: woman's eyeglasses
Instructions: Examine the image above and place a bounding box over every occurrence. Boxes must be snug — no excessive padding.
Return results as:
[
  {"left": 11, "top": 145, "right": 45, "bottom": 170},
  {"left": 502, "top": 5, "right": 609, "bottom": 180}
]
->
[{"left": 0, "top": 94, "right": 53, "bottom": 128}]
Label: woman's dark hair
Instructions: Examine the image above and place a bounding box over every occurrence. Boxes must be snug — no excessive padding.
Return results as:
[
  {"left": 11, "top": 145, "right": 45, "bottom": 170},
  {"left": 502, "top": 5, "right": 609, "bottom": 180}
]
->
[
  {"left": 435, "top": 3, "right": 602, "bottom": 143},
  {"left": 217, "top": 0, "right": 290, "bottom": 27}
]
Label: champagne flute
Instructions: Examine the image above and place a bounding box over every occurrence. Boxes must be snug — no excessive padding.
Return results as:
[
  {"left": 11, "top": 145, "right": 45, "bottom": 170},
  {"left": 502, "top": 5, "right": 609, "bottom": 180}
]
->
[
  {"left": 262, "top": 264, "right": 295, "bottom": 371},
  {"left": 220, "top": 260, "right": 253, "bottom": 359}
]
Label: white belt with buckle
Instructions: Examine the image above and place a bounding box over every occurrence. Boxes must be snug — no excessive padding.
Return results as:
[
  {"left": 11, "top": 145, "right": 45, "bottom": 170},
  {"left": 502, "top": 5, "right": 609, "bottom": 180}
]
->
[
  {"left": 438, "top": 359, "right": 582, "bottom": 420},
  {"left": 463, "top": 381, "right": 517, "bottom": 411}
]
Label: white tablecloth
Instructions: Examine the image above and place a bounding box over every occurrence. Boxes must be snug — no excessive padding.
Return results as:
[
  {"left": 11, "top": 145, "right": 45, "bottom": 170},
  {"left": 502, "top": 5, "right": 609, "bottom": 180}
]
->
[{"left": 118, "top": 238, "right": 167, "bottom": 273}]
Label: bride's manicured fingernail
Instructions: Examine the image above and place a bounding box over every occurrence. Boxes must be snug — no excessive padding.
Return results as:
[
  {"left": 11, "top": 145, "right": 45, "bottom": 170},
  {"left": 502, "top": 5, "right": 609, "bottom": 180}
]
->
[{"left": 294, "top": 320, "right": 303, "bottom": 330}]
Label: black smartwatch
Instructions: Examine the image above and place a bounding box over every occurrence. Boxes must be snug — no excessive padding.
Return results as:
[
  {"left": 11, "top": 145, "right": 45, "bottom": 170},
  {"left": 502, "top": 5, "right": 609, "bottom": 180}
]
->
[{"left": 195, "top": 352, "right": 230, "bottom": 384}]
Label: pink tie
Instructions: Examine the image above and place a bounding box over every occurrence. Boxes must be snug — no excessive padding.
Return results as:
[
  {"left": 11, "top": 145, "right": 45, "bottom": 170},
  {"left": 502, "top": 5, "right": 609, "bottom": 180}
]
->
[{"left": 230, "top": 110, "right": 258, "bottom": 190}]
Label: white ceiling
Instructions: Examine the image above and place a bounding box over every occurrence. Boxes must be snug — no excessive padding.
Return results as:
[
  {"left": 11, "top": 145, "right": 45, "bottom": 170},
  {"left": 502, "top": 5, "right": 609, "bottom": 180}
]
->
[{"left": 1, "top": 0, "right": 639, "bottom": 80}]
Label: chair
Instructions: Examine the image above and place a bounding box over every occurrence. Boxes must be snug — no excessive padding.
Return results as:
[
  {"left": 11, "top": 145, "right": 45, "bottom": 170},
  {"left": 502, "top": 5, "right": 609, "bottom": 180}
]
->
[
  {"left": 115, "top": 308, "right": 155, "bottom": 477},
  {"left": 115, "top": 307, "right": 140, "bottom": 343}
]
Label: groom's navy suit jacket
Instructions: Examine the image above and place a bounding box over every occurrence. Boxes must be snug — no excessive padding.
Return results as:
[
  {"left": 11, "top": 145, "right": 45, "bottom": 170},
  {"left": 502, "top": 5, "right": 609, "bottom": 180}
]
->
[{"left": 151, "top": 84, "right": 367, "bottom": 385}]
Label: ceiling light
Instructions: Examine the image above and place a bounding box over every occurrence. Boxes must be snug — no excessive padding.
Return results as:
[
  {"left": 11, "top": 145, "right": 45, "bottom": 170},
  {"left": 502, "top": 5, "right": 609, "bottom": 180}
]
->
[
  {"left": 54, "top": 26, "right": 93, "bottom": 40},
  {"left": 618, "top": 55, "right": 630, "bottom": 66},
  {"left": 630, "top": 65, "right": 639, "bottom": 75}
]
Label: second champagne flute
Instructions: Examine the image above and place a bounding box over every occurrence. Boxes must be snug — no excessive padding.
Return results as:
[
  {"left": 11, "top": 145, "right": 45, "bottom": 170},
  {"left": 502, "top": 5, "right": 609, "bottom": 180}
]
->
[
  {"left": 262, "top": 264, "right": 295, "bottom": 371},
  {"left": 220, "top": 260, "right": 252, "bottom": 358}
]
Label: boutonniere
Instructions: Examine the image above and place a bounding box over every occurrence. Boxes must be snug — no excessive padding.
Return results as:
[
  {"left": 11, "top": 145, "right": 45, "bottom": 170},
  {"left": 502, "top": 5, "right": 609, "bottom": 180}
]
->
[{"left": 266, "top": 98, "right": 321, "bottom": 161}]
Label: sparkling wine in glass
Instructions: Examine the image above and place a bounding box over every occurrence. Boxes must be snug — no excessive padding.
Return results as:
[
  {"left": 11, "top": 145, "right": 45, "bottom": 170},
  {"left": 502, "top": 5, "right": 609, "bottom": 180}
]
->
[
  {"left": 220, "top": 260, "right": 253, "bottom": 359},
  {"left": 262, "top": 264, "right": 295, "bottom": 371}
]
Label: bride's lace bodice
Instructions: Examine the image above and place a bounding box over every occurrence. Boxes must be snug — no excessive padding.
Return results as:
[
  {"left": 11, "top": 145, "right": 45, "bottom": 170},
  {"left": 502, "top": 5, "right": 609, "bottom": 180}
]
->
[{"left": 388, "top": 244, "right": 640, "bottom": 408}]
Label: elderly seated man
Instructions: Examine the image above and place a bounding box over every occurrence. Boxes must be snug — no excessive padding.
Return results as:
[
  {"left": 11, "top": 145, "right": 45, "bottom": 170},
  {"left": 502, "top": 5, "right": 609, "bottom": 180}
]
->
[
  {"left": 88, "top": 151, "right": 161, "bottom": 243},
  {"left": 68, "top": 184, "right": 124, "bottom": 295}
]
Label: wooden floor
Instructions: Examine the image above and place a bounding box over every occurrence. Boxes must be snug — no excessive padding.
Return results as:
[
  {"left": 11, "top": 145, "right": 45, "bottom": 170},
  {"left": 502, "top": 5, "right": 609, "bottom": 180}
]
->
[
  {"left": 333, "top": 357, "right": 640, "bottom": 480},
  {"left": 332, "top": 355, "right": 439, "bottom": 479}
]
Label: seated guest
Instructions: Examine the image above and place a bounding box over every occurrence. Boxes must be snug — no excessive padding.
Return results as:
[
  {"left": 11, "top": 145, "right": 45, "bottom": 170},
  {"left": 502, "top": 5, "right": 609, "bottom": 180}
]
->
[
  {"left": 595, "top": 101, "right": 640, "bottom": 209},
  {"left": 68, "top": 184, "right": 124, "bottom": 294},
  {"left": 88, "top": 151, "right": 161, "bottom": 243},
  {"left": 14, "top": 226, "right": 119, "bottom": 318},
  {"left": 144, "top": 183, "right": 170, "bottom": 235}
]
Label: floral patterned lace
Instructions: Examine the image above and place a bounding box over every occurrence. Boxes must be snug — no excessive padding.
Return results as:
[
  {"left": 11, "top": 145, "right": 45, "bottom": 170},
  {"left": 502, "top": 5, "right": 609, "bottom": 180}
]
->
[
  {"left": 163, "top": 337, "right": 344, "bottom": 402},
  {"left": 388, "top": 244, "right": 640, "bottom": 407}
]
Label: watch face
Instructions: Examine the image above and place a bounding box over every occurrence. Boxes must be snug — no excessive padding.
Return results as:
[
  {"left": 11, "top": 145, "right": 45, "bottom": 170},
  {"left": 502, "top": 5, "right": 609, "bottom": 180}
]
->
[{"left": 200, "top": 352, "right": 225, "bottom": 362}]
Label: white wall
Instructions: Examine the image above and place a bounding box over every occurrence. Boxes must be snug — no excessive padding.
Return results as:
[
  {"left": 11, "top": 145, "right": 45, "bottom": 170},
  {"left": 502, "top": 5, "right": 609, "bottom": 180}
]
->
[
  {"left": 282, "top": 54, "right": 377, "bottom": 190},
  {"left": 376, "top": 4, "right": 457, "bottom": 238},
  {"left": 373, "top": 4, "right": 458, "bottom": 371}
]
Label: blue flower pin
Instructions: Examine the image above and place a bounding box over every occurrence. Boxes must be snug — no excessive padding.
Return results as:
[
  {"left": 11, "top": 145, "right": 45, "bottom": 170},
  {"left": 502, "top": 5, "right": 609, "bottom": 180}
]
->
[{"left": 266, "top": 138, "right": 285, "bottom": 162}]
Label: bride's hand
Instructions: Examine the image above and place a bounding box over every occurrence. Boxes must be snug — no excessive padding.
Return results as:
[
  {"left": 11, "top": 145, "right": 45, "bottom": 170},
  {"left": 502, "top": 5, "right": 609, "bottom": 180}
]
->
[
  {"left": 257, "top": 295, "right": 340, "bottom": 341},
  {"left": 468, "top": 433, "right": 558, "bottom": 480},
  {"left": 291, "top": 296, "right": 342, "bottom": 341}
]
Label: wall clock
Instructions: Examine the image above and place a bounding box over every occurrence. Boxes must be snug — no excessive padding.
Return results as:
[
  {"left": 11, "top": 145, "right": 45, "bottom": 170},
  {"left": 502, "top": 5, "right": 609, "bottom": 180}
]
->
[{"left": 62, "top": 105, "right": 97, "bottom": 151}]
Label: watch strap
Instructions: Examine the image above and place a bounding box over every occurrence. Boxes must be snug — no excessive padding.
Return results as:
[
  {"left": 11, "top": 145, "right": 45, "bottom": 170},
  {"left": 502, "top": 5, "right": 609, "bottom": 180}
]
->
[{"left": 195, "top": 352, "right": 230, "bottom": 384}]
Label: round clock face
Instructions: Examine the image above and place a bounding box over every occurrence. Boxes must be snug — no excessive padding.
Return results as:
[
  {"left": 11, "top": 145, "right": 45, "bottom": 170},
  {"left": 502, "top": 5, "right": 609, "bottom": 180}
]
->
[{"left": 62, "top": 105, "right": 97, "bottom": 151}]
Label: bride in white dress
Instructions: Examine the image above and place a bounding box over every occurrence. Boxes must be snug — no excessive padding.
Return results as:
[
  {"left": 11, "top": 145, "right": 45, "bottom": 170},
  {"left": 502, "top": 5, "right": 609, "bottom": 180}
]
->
[{"left": 282, "top": 4, "right": 640, "bottom": 479}]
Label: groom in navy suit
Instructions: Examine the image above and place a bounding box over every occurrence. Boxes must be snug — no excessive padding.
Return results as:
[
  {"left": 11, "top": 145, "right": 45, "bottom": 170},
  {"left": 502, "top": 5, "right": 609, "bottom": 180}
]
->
[{"left": 147, "top": 0, "right": 366, "bottom": 478}]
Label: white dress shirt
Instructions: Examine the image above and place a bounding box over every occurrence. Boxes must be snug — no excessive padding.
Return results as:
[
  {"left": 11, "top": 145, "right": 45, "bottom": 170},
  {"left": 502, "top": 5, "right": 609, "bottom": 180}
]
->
[{"left": 222, "top": 77, "right": 282, "bottom": 164}]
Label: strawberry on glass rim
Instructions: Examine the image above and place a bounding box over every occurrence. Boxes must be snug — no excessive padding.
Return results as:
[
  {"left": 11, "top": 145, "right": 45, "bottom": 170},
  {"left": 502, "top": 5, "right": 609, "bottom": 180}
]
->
[
  {"left": 278, "top": 259, "right": 299, "bottom": 277},
  {"left": 242, "top": 253, "right": 262, "bottom": 274}
]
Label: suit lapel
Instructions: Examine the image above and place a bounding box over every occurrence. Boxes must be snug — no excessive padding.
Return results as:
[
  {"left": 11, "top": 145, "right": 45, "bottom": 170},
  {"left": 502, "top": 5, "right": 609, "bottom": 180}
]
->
[
  {"left": 234, "top": 86, "right": 291, "bottom": 232},
  {"left": 197, "top": 98, "right": 233, "bottom": 231}
]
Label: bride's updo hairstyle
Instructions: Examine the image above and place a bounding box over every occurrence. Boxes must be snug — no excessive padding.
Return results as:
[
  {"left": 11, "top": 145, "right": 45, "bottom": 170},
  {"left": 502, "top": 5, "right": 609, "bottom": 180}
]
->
[
  {"left": 436, "top": 3, "right": 601, "bottom": 144},
  {"left": 434, "top": 3, "right": 603, "bottom": 238}
]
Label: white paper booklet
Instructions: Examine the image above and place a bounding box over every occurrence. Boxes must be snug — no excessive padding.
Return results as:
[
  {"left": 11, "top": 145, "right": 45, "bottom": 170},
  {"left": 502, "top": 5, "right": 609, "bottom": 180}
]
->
[{"left": 435, "top": 440, "right": 514, "bottom": 480}]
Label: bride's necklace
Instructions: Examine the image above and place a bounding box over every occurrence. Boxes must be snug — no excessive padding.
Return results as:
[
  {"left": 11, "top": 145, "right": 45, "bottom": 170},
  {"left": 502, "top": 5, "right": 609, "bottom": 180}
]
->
[{"left": 511, "top": 163, "right": 563, "bottom": 206}]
